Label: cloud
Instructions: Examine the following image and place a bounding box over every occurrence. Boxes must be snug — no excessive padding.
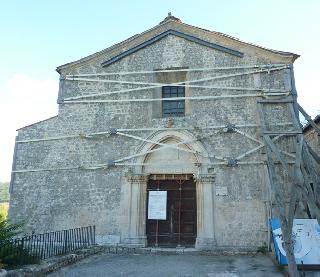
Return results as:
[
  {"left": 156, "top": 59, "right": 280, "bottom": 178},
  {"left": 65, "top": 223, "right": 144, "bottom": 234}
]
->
[
  {"left": 0, "top": 74, "right": 58, "bottom": 181},
  {"left": 295, "top": 72, "right": 319, "bottom": 119},
  {"left": 3, "top": 74, "right": 58, "bottom": 127}
]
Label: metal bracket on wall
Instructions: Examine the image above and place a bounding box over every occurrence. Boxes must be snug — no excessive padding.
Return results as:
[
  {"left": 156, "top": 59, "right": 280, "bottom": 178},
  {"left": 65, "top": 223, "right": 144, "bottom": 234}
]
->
[
  {"left": 105, "top": 160, "right": 116, "bottom": 169},
  {"left": 226, "top": 158, "right": 238, "bottom": 167},
  {"left": 223, "top": 123, "right": 236, "bottom": 133}
]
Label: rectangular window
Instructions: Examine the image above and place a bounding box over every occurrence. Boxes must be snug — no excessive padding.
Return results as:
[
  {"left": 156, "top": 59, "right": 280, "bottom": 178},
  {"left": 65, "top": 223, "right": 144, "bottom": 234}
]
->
[{"left": 162, "top": 86, "right": 185, "bottom": 117}]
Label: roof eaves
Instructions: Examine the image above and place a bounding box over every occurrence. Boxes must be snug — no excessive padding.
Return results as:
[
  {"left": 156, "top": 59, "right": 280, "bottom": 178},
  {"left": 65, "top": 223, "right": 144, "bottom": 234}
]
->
[
  {"left": 56, "top": 17, "right": 300, "bottom": 73},
  {"left": 17, "top": 115, "right": 58, "bottom": 131},
  {"left": 180, "top": 22, "right": 300, "bottom": 61},
  {"left": 56, "top": 20, "right": 174, "bottom": 73}
]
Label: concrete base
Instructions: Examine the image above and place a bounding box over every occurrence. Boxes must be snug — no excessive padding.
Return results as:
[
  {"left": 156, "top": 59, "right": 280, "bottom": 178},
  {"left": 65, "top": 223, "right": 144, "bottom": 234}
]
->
[
  {"left": 195, "top": 237, "right": 217, "bottom": 250},
  {"left": 47, "top": 250, "right": 286, "bottom": 276},
  {"left": 121, "top": 237, "right": 147, "bottom": 247}
]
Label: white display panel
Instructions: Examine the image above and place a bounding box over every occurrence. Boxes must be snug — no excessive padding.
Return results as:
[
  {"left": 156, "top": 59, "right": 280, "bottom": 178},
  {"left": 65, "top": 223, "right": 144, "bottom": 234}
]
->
[
  {"left": 148, "top": 191, "right": 167, "bottom": 220},
  {"left": 271, "top": 219, "right": 320, "bottom": 265}
]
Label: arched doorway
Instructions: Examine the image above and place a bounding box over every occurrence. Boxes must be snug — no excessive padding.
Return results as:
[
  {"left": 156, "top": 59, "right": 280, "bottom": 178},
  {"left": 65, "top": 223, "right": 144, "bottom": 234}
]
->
[{"left": 121, "top": 130, "right": 216, "bottom": 249}]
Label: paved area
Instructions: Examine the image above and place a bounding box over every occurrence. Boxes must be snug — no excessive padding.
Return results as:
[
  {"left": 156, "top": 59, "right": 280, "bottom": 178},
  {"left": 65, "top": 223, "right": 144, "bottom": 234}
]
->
[{"left": 48, "top": 252, "right": 284, "bottom": 277}]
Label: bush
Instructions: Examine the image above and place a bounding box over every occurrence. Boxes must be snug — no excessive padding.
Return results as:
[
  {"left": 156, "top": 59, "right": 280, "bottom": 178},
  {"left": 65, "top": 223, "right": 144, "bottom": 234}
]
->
[
  {"left": 0, "top": 244, "right": 39, "bottom": 269},
  {"left": 0, "top": 215, "right": 39, "bottom": 269}
]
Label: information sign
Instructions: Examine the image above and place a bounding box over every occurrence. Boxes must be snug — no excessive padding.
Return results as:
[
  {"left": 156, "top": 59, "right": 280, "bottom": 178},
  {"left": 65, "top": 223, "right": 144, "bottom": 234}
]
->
[
  {"left": 148, "top": 191, "right": 167, "bottom": 220},
  {"left": 270, "top": 219, "right": 320, "bottom": 265}
]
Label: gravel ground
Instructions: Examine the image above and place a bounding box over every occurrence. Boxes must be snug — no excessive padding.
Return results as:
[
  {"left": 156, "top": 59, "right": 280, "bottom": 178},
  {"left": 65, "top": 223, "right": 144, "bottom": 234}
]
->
[{"left": 48, "top": 252, "right": 284, "bottom": 277}]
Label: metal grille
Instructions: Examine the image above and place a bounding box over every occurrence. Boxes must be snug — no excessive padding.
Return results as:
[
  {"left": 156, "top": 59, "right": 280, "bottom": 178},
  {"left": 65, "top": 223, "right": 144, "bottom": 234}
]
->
[{"left": 0, "top": 225, "right": 95, "bottom": 264}]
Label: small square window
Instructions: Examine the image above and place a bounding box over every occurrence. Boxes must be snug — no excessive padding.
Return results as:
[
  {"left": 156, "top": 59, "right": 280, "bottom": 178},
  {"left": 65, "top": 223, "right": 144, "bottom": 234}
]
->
[{"left": 162, "top": 86, "right": 185, "bottom": 117}]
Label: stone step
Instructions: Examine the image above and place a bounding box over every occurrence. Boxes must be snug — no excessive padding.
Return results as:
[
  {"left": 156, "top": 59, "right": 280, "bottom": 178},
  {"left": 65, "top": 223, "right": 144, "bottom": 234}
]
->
[{"left": 103, "top": 245, "right": 258, "bottom": 255}]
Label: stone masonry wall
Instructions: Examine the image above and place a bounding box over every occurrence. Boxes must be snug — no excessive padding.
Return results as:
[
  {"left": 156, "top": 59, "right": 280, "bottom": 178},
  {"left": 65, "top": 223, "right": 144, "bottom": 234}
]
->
[
  {"left": 304, "top": 122, "right": 320, "bottom": 157},
  {"left": 9, "top": 28, "right": 297, "bottom": 249}
]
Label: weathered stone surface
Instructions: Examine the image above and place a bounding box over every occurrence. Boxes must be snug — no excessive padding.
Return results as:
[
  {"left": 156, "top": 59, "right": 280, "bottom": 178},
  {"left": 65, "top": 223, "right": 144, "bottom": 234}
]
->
[
  {"left": 9, "top": 17, "right": 298, "bottom": 250},
  {"left": 304, "top": 115, "right": 320, "bottom": 156},
  {"left": 47, "top": 252, "right": 285, "bottom": 277}
]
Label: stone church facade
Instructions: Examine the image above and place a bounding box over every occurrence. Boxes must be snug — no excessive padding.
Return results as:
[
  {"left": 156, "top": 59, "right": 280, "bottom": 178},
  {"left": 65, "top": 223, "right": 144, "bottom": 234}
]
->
[{"left": 9, "top": 15, "right": 300, "bottom": 250}]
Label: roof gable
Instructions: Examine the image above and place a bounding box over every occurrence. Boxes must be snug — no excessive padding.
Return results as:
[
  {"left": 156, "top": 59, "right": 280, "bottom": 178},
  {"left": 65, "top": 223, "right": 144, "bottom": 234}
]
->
[
  {"left": 56, "top": 15, "right": 299, "bottom": 73},
  {"left": 101, "top": 29, "right": 243, "bottom": 67}
]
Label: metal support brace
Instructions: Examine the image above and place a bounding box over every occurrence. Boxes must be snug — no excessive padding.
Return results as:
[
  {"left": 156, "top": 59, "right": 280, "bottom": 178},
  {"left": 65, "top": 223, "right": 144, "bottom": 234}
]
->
[
  {"left": 116, "top": 131, "right": 198, "bottom": 155},
  {"left": 263, "top": 135, "right": 291, "bottom": 175},
  {"left": 226, "top": 158, "right": 238, "bottom": 167},
  {"left": 63, "top": 66, "right": 288, "bottom": 102},
  {"left": 11, "top": 160, "right": 283, "bottom": 173},
  {"left": 66, "top": 64, "right": 288, "bottom": 77},
  {"left": 223, "top": 123, "right": 236, "bottom": 133},
  {"left": 63, "top": 92, "right": 290, "bottom": 104},
  {"left": 15, "top": 122, "right": 294, "bottom": 144},
  {"left": 298, "top": 103, "right": 320, "bottom": 135},
  {"left": 110, "top": 128, "right": 118, "bottom": 135},
  {"left": 114, "top": 131, "right": 220, "bottom": 163},
  {"left": 64, "top": 78, "right": 290, "bottom": 93},
  {"left": 106, "top": 160, "right": 116, "bottom": 169}
]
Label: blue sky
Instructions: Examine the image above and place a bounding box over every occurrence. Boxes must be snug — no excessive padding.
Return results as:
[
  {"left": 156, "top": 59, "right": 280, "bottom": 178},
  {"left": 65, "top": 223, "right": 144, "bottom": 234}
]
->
[{"left": 0, "top": 0, "right": 319, "bottom": 181}]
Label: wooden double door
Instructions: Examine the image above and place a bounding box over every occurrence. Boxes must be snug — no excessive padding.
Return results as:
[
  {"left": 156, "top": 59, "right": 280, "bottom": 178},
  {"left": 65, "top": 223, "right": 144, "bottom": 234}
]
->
[{"left": 146, "top": 178, "right": 197, "bottom": 247}]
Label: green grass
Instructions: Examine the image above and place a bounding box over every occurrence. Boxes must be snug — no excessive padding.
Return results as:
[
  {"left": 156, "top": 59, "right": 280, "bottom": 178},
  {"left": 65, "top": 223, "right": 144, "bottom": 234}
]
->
[
  {"left": 256, "top": 243, "right": 268, "bottom": 254},
  {"left": 276, "top": 265, "right": 285, "bottom": 272},
  {"left": 0, "top": 203, "right": 9, "bottom": 219}
]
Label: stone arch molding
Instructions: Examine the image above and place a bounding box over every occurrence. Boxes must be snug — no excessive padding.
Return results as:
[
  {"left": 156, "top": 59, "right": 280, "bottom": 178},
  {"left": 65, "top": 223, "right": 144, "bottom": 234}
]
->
[
  {"left": 133, "top": 129, "right": 211, "bottom": 175},
  {"left": 122, "top": 129, "right": 216, "bottom": 249}
]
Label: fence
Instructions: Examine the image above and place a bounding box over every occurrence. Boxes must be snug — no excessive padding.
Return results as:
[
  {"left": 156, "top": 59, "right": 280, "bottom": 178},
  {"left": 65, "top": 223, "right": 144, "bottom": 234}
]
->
[{"left": 0, "top": 226, "right": 95, "bottom": 265}]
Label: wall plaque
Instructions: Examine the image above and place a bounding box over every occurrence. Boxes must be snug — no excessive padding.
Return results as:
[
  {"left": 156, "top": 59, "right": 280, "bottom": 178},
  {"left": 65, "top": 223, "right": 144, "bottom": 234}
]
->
[{"left": 215, "top": 186, "right": 228, "bottom": 196}]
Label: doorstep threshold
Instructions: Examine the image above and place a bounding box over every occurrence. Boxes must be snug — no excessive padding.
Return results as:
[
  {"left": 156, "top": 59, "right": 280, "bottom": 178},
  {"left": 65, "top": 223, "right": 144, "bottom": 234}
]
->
[{"left": 142, "top": 247, "right": 199, "bottom": 253}]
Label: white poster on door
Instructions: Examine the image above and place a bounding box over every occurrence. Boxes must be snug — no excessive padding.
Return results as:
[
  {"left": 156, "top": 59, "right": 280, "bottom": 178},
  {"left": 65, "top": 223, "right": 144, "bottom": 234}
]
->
[{"left": 148, "top": 191, "right": 167, "bottom": 220}]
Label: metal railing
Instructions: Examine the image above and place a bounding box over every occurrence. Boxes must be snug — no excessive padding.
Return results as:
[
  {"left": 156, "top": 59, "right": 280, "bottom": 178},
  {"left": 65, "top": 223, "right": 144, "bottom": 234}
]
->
[{"left": 0, "top": 225, "right": 95, "bottom": 264}]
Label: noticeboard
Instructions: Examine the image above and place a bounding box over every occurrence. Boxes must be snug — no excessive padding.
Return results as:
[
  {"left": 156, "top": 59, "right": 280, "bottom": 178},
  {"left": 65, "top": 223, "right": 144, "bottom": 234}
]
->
[
  {"left": 147, "top": 191, "right": 167, "bottom": 220},
  {"left": 270, "top": 219, "right": 320, "bottom": 265}
]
